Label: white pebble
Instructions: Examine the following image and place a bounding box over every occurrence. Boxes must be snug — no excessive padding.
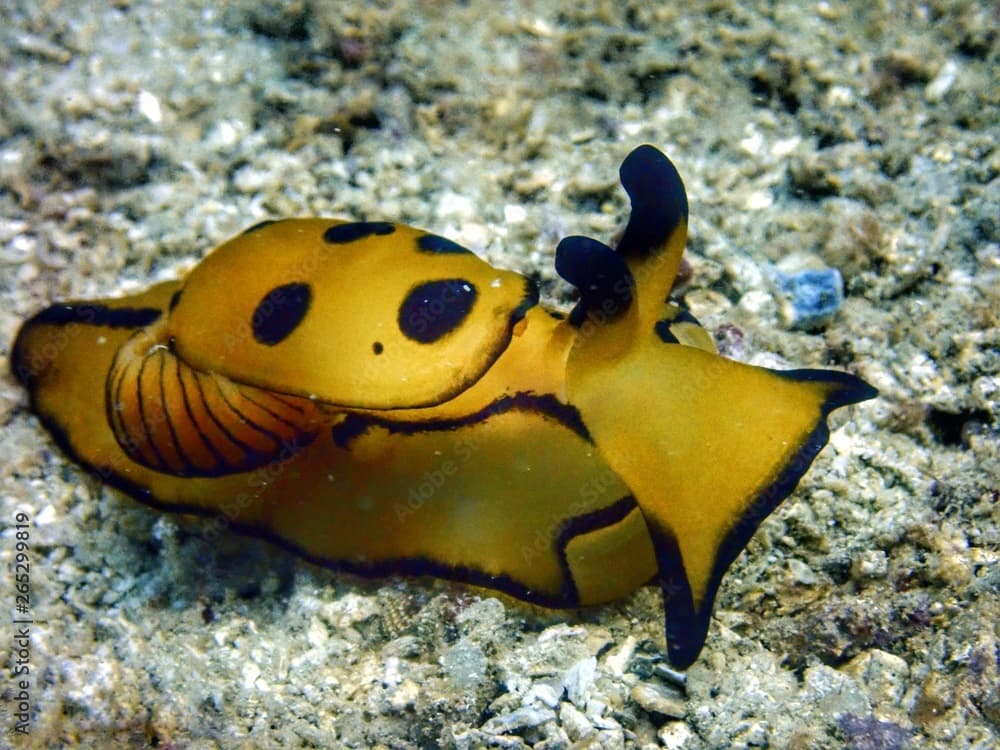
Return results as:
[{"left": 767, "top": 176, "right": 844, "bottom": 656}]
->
[
  {"left": 137, "top": 90, "right": 162, "bottom": 124},
  {"left": 925, "top": 59, "right": 959, "bottom": 102}
]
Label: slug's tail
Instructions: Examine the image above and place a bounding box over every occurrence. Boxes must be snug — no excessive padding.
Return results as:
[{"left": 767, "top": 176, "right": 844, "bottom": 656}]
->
[{"left": 566, "top": 339, "right": 876, "bottom": 668}]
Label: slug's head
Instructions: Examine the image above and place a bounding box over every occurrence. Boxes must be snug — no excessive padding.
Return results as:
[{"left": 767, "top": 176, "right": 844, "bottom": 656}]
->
[
  {"left": 555, "top": 145, "right": 688, "bottom": 336},
  {"left": 164, "top": 219, "right": 538, "bottom": 410}
]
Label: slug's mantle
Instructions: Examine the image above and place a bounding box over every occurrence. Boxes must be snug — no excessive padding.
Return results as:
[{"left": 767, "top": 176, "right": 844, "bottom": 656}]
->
[{"left": 11, "top": 145, "right": 876, "bottom": 669}]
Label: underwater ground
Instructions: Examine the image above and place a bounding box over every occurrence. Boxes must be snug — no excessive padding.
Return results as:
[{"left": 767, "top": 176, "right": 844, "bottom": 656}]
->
[{"left": 1, "top": 1, "right": 997, "bottom": 748}]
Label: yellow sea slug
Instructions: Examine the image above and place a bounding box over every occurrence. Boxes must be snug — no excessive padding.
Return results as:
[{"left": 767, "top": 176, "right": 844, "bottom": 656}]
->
[{"left": 11, "top": 145, "right": 876, "bottom": 668}]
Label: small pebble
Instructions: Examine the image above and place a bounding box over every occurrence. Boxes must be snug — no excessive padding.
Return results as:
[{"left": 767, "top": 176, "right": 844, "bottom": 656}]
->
[
  {"left": 658, "top": 720, "right": 695, "bottom": 749},
  {"left": 563, "top": 656, "right": 597, "bottom": 709},
  {"left": 559, "top": 701, "right": 595, "bottom": 742},
  {"left": 843, "top": 649, "right": 910, "bottom": 707},
  {"left": 775, "top": 267, "right": 844, "bottom": 329},
  {"left": 440, "top": 638, "right": 488, "bottom": 690},
  {"left": 630, "top": 682, "right": 686, "bottom": 719},
  {"left": 482, "top": 706, "right": 556, "bottom": 735},
  {"left": 603, "top": 635, "right": 636, "bottom": 677},
  {"left": 523, "top": 682, "right": 561, "bottom": 709},
  {"left": 852, "top": 549, "right": 889, "bottom": 580}
]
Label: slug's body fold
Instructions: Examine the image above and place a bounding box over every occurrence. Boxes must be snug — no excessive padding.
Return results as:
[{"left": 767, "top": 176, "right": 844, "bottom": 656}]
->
[
  {"left": 11, "top": 145, "right": 876, "bottom": 668},
  {"left": 107, "top": 316, "right": 322, "bottom": 476}
]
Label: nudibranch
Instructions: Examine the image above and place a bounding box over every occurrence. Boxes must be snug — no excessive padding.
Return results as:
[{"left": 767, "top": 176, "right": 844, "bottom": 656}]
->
[{"left": 11, "top": 145, "right": 876, "bottom": 668}]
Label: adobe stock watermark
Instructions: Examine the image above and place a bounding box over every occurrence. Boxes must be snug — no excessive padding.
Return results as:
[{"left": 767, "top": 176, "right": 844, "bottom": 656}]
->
[
  {"left": 519, "top": 467, "right": 623, "bottom": 565},
  {"left": 8, "top": 511, "right": 33, "bottom": 737},
  {"left": 392, "top": 428, "right": 487, "bottom": 524},
  {"left": 198, "top": 432, "right": 311, "bottom": 542}
]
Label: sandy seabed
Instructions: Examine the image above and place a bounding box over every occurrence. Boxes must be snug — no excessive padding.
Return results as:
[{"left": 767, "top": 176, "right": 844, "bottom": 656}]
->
[{"left": 0, "top": 2, "right": 997, "bottom": 748}]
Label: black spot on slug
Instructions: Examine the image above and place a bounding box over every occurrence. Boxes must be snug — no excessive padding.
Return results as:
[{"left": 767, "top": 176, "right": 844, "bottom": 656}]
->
[
  {"left": 241, "top": 219, "right": 279, "bottom": 235},
  {"left": 252, "top": 282, "right": 312, "bottom": 346},
  {"left": 31, "top": 303, "right": 161, "bottom": 329},
  {"left": 398, "top": 279, "right": 477, "bottom": 344},
  {"left": 372, "top": 341, "right": 384, "bottom": 355},
  {"left": 654, "top": 319, "right": 680, "bottom": 344},
  {"left": 323, "top": 221, "right": 395, "bottom": 244},
  {"left": 169, "top": 290, "right": 183, "bottom": 311},
  {"left": 417, "top": 234, "right": 472, "bottom": 254}
]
